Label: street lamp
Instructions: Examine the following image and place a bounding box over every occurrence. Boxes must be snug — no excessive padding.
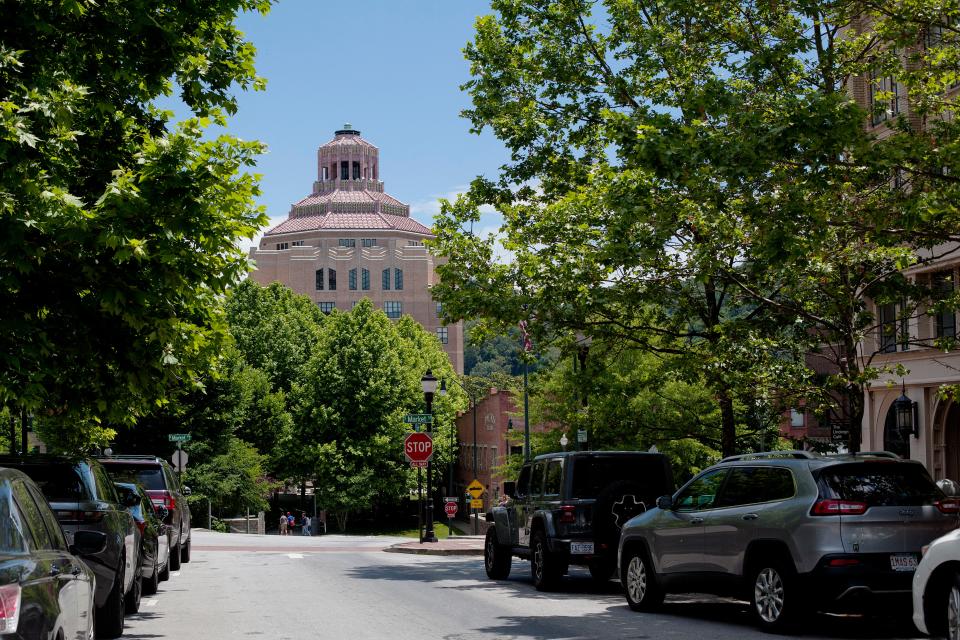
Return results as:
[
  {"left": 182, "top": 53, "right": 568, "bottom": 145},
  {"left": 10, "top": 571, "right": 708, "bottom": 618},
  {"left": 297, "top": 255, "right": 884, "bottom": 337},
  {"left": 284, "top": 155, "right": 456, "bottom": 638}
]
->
[
  {"left": 441, "top": 376, "right": 481, "bottom": 534},
  {"left": 422, "top": 370, "right": 438, "bottom": 543},
  {"left": 894, "top": 383, "right": 919, "bottom": 440},
  {"left": 560, "top": 433, "right": 569, "bottom": 451}
]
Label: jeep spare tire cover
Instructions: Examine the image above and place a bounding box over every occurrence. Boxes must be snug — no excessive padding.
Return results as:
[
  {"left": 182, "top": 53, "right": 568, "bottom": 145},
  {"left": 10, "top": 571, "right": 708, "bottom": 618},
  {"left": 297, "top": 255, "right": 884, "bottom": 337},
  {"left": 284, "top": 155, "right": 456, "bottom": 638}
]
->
[{"left": 592, "top": 480, "right": 649, "bottom": 549}]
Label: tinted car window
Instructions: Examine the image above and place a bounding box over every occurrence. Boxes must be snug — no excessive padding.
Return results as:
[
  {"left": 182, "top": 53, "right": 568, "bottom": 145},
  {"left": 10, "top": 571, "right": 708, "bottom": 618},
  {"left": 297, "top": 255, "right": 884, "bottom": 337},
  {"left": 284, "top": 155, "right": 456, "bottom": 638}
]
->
[
  {"left": 12, "top": 481, "right": 52, "bottom": 550},
  {"left": 103, "top": 464, "right": 166, "bottom": 490},
  {"left": 91, "top": 463, "right": 119, "bottom": 503},
  {"left": 515, "top": 466, "right": 531, "bottom": 498},
  {"left": 571, "top": 456, "right": 671, "bottom": 499},
  {"left": 715, "top": 467, "right": 795, "bottom": 507},
  {"left": 818, "top": 463, "right": 942, "bottom": 506},
  {"left": 0, "top": 486, "right": 28, "bottom": 553},
  {"left": 543, "top": 460, "right": 562, "bottom": 496},
  {"left": 27, "top": 484, "right": 67, "bottom": 550},
  {"left": 675, "top": 469, "right": 728, "bottom": 511},
  {"left": 530, "top": 462, "right": 546, "bottom": 497},
  {"left": 18, "top": 464, "right": 89, "bottom": 501}
]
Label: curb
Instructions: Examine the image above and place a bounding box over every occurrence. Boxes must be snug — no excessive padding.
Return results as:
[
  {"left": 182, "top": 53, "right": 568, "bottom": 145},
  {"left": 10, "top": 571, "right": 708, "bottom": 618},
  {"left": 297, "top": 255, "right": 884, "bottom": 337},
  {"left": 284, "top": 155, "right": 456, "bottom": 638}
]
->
[{"left": 383, "top": 538, "right": 485, "bottom": 556}]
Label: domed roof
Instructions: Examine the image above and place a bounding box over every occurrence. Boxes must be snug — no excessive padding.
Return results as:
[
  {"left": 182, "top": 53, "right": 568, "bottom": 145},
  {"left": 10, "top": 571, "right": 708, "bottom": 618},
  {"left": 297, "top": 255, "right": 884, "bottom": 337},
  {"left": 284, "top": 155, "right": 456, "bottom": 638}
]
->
[{"left": 320, "top": 123, "right": 377, "bottom": 149}]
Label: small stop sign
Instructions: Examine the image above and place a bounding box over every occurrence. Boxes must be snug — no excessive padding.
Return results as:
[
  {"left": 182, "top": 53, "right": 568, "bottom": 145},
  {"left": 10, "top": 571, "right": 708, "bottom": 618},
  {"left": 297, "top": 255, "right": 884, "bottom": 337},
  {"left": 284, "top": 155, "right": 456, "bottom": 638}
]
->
[
  {"left": 444, "top": 501, "right": 458, "bottom": 518},
  {"left": 404, "top": 432, "right": 433, "bottom": 467}
]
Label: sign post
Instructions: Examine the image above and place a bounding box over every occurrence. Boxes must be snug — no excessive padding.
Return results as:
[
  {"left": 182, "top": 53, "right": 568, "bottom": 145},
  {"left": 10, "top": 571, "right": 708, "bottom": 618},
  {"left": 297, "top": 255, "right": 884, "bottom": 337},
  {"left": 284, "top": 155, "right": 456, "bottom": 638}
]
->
[
  {"left": 168, "top": 434, "right": 191, "bottom": 478},
  {"left": 466, "top": 479, "right": 484, "bottom": 534}
]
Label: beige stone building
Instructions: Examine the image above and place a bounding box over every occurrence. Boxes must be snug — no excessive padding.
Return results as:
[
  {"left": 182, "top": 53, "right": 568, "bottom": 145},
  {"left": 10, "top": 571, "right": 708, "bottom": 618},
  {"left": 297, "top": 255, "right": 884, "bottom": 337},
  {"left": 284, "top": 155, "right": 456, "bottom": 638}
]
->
[{"left": 248, "top": 124, "right": 464, "bottom": 373}]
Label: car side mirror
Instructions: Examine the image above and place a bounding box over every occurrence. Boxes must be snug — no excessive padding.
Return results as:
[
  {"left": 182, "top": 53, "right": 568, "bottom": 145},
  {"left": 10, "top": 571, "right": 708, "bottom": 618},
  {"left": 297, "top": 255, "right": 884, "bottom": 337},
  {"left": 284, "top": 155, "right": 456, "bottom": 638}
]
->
[
  {"left": 656, "top": 495, "right": 673, "bottom": 510},
  {"left": 71, "top": 530, "right": 107, "bottom": 556},
  {"left": 182, "top": 485, "right": 192, "bottom": 496},
  {"left": 503, "top": 481, "right": 516, "bottom": 499}
]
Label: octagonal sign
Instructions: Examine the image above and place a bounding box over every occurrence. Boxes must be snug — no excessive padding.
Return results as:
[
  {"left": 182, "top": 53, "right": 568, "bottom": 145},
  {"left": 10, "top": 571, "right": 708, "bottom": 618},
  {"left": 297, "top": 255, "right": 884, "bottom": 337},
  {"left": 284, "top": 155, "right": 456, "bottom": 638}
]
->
[{"left": 404, "top": 432, "right": 433, "bottom": 468}]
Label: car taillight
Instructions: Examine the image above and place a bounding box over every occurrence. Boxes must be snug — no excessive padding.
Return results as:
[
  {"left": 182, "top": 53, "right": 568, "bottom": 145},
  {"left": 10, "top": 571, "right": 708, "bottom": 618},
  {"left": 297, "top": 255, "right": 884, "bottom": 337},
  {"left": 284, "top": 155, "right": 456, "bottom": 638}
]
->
[
  {"left": 559, "top": 505, "right": 576, "bottom": 524},
  {"left": 135, "top": 519, "right": 146, "bottom": 535},
  {"left": 0, "top": 583, "right": 21, "bottom": 633},
  {"left": 935, "top": 499, "right": 960, "bottom": 514},
  {"left": 828, "top": 558, "right": 860, "bottom": 567},
  {"left": 54, "top": 510, "right": 106, "bottom": 523},
  {"left": 810, "top": 499, "right": 868, "bottom": 516}
]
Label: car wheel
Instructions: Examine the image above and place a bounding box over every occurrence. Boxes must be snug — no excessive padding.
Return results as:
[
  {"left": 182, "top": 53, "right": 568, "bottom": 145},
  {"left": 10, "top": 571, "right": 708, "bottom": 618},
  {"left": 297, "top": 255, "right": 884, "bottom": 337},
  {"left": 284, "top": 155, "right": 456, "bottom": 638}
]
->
[
  {"left": 588, "top": 560, "right": 616, "bottom": 583},
  {"left": 159, "top": 556, "right": 170, "bottom": 582},
  {"left": 95, "top": 559, "right": 124, "bottom": 639},
  {"left": 125, "top": 555, "right": 142, "bottom": 614},
  {"left": 948, "top": 574, "right": 960, "bottom": 640},
  {"left": 484, "top": 527, "right": 512, "bottom": 579},
  {"left": 750, "top": 561, "right": 802, "bottom": 633},
  {"left": 180, "top": 536, "right": 191, "bottom": 563},
  {"left": 623, "top": 548, "right": 663, "bottom": 611},
  {"left": 143, "top": 555, "right": 159, "bottom": 596},
  {"left": 169, "top": 537, "right": 181, "bottom": 571},
  {"left": 530, "top": 530, "right": 561, "bottom": 591}
]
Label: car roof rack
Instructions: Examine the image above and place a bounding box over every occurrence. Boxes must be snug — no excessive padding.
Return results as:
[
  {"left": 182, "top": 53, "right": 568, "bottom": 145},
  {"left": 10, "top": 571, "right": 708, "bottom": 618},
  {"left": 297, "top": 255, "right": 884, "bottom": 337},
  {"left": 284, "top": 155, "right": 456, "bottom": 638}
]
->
[
  {"left": 97, "top": 455, "right": 161, "bottom": 460},
  {"left": 825, "top": 450, "right": 900, "bottom": 460},
  {"left": 719, "top": 450, "right": 818, "bottom": 463}
]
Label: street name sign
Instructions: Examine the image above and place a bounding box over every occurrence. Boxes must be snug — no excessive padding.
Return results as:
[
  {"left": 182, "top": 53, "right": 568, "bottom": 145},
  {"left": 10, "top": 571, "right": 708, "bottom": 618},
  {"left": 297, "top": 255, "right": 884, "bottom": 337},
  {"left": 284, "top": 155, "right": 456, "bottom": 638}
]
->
[
  {"left": 403, "top": 432, "right": 433, "bottom": 468},
  {"left": 403, "top": 414, "right": 433, "bottom": 425},
  {"left": 444, "top": 502, "right": 458, "bottom": 518},
  {"left": 168, "top": 433, "right": 191, "bottom": 443},
  {"left": 466, "top": 479, "right": 484, "bottom": 499},
  {"left": 577, "top": 429, "right": 588, "bottom": 443}
]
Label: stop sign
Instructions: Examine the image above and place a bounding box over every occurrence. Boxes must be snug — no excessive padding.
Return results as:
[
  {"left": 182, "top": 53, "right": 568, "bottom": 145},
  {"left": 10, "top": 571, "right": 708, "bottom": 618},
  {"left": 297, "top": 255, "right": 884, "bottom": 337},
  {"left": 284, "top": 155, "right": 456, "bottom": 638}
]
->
[
  {"left": 444, "top": 501, "right": 458, "bottom": 518},
  {"left": 404, "top": 432, "right": 433, "bottom": 467}
]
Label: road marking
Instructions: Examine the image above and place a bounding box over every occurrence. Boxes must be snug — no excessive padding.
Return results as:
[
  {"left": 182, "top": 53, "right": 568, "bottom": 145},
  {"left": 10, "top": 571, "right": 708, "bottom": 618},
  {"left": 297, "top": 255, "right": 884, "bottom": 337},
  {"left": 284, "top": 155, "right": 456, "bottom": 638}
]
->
[
  {"left": 170, "top": 571, "right": 180, "bottom": 577},
  {"left": 287, "top": 553, "right": 304, "bottom": 559},
  {"left": 143, "top": 599, "right": 158, "bottom": 607}
]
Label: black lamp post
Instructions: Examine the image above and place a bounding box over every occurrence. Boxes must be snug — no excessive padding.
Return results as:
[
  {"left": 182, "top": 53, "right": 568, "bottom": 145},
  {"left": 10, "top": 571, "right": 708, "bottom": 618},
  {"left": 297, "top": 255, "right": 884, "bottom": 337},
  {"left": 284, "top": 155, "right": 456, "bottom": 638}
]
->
[
  {"left": 422, "top": 370, "right": 438, "bottom": 543},
  {"left": 894, "top": 383, "right": 920, "bottom": 441}
]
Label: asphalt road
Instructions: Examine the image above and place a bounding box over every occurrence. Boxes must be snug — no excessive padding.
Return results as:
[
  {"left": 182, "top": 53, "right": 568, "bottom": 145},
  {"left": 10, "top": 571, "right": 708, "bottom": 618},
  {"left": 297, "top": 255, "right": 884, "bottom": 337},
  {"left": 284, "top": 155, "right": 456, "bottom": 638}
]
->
[{"left": 122, "top": 530, "right": 925, "bottom": 640}]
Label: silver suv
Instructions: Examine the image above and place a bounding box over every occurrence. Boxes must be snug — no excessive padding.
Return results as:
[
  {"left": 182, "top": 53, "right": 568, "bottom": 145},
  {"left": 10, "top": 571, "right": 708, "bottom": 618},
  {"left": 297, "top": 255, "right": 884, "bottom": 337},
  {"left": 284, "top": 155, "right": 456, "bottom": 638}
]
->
[{"left": 618, "top": 451, "right": 960, "bottom": 633}]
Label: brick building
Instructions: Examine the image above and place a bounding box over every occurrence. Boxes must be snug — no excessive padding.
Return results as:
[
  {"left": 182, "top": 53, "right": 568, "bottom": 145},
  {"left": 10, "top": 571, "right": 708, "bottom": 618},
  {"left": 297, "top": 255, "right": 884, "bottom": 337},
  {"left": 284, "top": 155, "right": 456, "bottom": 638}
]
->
[{"left": 248, "top": 124, "right": 464, "bottom": 373}]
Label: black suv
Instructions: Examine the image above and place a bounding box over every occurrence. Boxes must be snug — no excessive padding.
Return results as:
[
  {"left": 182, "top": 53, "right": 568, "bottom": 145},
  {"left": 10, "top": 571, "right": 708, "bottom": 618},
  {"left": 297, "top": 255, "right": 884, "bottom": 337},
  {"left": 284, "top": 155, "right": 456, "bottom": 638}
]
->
[
  {"left": 484, "top": 451, "right": 674, "bottom": 590},
  {"left": 0, "top": 455, "right": 140, "bottom": 639},
  {"left": 98, "top": 455, "right": 192, "bottom": 570}
]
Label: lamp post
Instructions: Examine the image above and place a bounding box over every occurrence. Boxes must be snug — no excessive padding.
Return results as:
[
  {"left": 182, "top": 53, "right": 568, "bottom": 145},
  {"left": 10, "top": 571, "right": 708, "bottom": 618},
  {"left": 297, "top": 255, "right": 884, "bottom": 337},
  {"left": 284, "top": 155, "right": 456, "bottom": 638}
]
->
[
  {"left": 440, "top": 376, "right": 480, "bottom": 534},
  {"left": 560, "top": 433, "right": 569, "bottom": 452},
  {"left": 894, "top": 383, "right": 920, "bottom": 441},
  {"left": 421, "top": 370, "right": 438, "bottom": 543}
]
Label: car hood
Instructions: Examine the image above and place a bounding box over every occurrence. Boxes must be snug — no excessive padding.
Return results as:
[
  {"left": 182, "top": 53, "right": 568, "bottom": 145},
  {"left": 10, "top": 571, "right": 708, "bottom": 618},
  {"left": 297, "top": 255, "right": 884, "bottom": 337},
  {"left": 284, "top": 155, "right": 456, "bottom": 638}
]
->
[{"left": 622, "top": 506, "right": 664, "bottom": 532}]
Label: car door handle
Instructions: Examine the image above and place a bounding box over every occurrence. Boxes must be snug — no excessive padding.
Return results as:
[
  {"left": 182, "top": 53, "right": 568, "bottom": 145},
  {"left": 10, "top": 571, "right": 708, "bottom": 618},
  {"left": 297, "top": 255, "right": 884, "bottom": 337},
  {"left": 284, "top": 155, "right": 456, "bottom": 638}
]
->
[
  {"left": 742, "top": 513, "right": 759, "bottom": 521},
  {"left": 689, "top": 518, "right": 704, "bottom": 525}
]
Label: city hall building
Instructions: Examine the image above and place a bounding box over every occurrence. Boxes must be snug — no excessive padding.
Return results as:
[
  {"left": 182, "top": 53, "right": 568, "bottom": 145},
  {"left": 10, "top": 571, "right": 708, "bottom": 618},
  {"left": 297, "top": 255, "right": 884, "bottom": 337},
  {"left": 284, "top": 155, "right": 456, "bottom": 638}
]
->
[{"left": 248, "top": 125, "right": 464, "bottom": 373}]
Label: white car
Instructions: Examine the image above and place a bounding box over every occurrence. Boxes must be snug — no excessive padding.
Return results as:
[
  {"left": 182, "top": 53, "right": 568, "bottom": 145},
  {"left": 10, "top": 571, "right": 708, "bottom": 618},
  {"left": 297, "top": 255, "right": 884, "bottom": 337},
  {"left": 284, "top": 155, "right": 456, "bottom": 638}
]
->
[{"left": 914, "top": 527, "right": 960, "bottom": 639}]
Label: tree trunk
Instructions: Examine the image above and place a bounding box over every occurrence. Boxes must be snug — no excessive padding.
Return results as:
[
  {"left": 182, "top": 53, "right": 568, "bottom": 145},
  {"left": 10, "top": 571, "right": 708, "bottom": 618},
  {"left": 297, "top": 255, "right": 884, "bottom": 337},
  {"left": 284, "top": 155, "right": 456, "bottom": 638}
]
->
[
  {"left": 718, "top": 389, "right": 737, "bottom": 458},
  {"left": 336, "top": 511, "right": 348, "bottom": 532}
]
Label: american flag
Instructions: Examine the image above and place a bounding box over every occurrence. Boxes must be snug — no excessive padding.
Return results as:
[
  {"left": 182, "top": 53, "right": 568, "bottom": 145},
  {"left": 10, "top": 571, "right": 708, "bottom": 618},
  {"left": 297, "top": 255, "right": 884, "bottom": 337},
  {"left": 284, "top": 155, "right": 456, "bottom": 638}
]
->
[{"left": 518, "top": 320, "right": 533, "bottom": 353}]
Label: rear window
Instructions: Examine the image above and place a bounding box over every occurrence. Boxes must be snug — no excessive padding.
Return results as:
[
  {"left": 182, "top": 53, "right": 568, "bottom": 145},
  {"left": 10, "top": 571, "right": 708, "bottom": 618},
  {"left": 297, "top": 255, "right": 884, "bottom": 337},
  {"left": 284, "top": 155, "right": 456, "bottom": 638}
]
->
[
  {"left": 16, "top": 464, "right": 90, "bottom": 501},
  {"left": 101, "top": 463, "right": 166, "bottom": 490},
  {"left": 571, "top": 456, "right": 671, "bottom": 499},
  {"left": 0, "top": 487, "right": 27, "bottom": 554},
  {"left": 819, "top": 463, "right": 943, "bottom": 506}
]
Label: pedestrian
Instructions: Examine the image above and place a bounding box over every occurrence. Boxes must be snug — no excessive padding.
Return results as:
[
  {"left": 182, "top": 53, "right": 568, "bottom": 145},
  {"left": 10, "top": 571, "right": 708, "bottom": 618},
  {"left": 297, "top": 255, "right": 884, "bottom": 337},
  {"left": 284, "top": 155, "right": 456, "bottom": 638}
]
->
[
  {"left": 278, "top": 512, "right": 288, "bottom": 536},
  {"left": 287, "top": 512, "right": 294, "bottom": 533},
  {"left": 302, "top": 513, "right": 311, "bottom": 536}
]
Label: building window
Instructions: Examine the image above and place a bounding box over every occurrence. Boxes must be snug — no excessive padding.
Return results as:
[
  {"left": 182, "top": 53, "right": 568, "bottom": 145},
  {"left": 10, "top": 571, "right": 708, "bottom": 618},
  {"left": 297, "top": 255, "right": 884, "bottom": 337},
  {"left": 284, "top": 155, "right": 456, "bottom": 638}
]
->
[
  {"left": 315, "top": 269, "right": 323, "bottom": 291},
  {"left": 340, "top": 161, "right": 349, "bottom": 180},
  {"left": 869, "top": 69, "right": 900, "bottom": 126},
  {"left": 276, "top": 242, "right": 289, "bottom": 251},
  {"left": 328, "top": 269, "right": 337, "bottom": 291},
  {"left": 349, "top": 268, "right": 357, "bottom": 291},
  {"left": 878, "top": 302, "right": 908, "bottom": 352},
  {"left": 790, "top": 409, "right": 804, "bottom": 429},
  {"left": 436, "top": 327, "right": 448, "bottom": 344},
  {"left": 291, "top": 240, "right": 304, "bottom": 247},
  {"left": 361, "top": 268, "right": 370, "bottom": 291},
  {"left": 338, "top": 239, "right": 356, "bottom": 248},
  {"left": 352, "top": 161, "right": 360, "bottom": 180},
  {"left": 318, "top": 302, "right": 335, "bottom": 314},
  {"left": 384, "top": 301, "right": 402, "bottom": 319},
  {"left": 407, "top": 240, "right": 424, "bottom": 247},
  {"left": 934, "top": 271, "right": 957, "bottom": 340},
  {"left": 362, "top": 238, "right": 378, "bottom": 247},
  {"left": 321, "top": 166, "right": 329, "bottom": 180},
  {"left": 436, "top": 302, "right": 443, "bottom": 317},
  {"left": 382, "top": 268, "right": 391, "bottom": 290},
  {"left": 394, "top": 268, "right": 403, "bottom": 291}
]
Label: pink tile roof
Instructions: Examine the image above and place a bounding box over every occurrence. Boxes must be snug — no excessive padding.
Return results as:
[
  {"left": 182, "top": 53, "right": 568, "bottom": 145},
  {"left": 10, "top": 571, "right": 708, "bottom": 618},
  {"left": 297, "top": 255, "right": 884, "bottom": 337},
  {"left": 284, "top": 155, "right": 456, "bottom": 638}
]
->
[
  {"left": 320, "top": 133, "right": 377, "bottom": 150},
  {"left": 265, "top": 213, "right": 432, "bottom": 236},
  {"left": 292, "top": 190, "right": 406, "bottom": 209}
]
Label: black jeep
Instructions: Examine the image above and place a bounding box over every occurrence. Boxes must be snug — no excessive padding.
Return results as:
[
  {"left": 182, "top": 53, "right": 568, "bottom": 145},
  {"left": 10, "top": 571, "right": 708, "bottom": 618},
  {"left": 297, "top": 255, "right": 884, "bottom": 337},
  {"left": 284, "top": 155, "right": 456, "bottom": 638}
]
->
[{"left": 484, "top": 451, "right": 673, "bottom": 591}]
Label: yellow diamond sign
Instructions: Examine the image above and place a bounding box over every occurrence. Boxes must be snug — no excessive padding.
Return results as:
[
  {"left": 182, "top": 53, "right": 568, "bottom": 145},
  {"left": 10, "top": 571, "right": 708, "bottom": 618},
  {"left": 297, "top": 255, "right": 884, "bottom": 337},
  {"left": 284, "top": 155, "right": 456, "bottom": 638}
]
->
[{"left": 466, "top": 479, "right": 484, "bottom": 499}]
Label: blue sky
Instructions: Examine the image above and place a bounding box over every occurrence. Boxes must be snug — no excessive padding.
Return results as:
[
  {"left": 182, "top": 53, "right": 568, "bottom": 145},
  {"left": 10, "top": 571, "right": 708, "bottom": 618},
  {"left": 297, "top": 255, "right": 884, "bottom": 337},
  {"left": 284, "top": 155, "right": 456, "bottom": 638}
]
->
[{"left": 216, "top": 0, "right": 509, "bottom": 249}]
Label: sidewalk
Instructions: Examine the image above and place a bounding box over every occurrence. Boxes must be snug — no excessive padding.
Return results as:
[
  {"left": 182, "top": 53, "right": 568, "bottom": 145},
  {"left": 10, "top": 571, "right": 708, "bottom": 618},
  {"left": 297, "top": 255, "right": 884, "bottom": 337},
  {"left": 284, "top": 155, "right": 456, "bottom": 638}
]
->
[{"left": 384, "top": 534, "right": 485, "bottom": 556}]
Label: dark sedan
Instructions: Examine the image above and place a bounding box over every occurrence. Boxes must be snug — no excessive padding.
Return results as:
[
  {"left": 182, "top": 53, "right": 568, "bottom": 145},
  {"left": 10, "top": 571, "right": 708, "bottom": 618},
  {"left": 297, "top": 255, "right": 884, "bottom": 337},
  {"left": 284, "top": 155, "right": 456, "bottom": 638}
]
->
[
  {"left": 0, "top": 467, "right": 105, "bottom": 640},
  {"left": 114, "top": 482, "right": 170, "bottom": 597}
]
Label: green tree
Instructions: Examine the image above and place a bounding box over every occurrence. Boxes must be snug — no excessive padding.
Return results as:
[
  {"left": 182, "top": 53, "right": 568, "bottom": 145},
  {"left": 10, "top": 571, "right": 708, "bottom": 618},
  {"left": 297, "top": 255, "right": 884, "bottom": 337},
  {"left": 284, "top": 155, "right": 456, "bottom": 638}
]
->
[
  {"left": 185, "top": 437, "right": 275, "bottom": 518},
  {"left": 0, "top": 1, "right": 271, "bottom": 432},
  {"left": 432, "top": 0, "right": 960, "bottom": 455}
]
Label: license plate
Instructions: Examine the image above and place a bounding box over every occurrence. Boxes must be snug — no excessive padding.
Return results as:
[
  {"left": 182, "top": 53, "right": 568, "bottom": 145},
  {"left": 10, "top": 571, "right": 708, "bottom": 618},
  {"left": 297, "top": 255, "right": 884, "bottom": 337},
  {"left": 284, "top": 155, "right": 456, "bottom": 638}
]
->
[
  {"left": 890, "top": 554, "right": 918, "bottom": 572},
  {"left": 570, "top": 542, "right": 594, "bottom": 554}
]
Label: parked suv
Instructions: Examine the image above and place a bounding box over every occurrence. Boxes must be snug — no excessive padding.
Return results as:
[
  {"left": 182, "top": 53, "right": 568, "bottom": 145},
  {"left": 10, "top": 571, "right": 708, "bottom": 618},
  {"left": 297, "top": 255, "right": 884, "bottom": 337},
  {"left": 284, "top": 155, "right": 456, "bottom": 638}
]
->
[
  {"left": 618, "top": 450, "right": 960, "bottom": 633},
  {"left": 98, "top": 455, "right": 192, "bottom": 569},
  {"left": 0, "top": 455, "right": 140, "bottom": 639},
  {"left": 484, "top": 451, "right": 674, "bottom": 591}
]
